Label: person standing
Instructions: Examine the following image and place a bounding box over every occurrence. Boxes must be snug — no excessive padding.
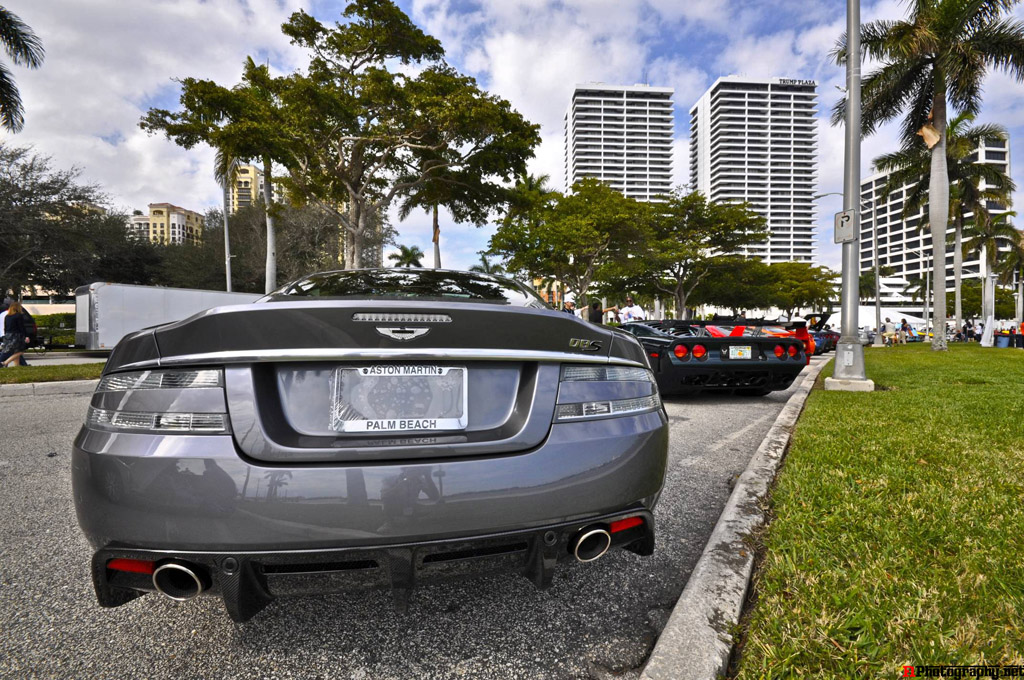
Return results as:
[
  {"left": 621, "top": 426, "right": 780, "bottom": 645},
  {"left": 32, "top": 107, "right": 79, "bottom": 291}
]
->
[
  {"left": 588, "top": 300, "right": 619, "bottom": 325},
  {"left": 619, "top": 296, "right": 646, "bottom": 323},
  {"left": 1, "top": 301, "right": 30, "bottom": 368},
  {"left": 898, "top": 318, "right": 909, "bottom": 345},
  {"left": 562, "top": 299, "right": 578, "bottom": 317}
]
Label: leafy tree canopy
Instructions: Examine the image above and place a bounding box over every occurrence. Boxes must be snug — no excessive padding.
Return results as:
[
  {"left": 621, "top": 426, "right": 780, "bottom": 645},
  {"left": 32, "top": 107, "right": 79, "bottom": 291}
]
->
[
  {"left": 630, "top": 189, "right": 768, "bottom": 317},
  {"left": 489, "top": 178, "right": 649, "bottom": 305}
]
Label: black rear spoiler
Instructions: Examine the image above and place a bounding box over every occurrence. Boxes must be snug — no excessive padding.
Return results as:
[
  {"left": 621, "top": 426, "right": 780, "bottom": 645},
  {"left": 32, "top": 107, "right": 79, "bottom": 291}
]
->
[
  {"left": 646, "top": 317, "right": 807, "bottom": 330},
  {"left": 803, "top": 312, "right": 833, "bottom": 331}
]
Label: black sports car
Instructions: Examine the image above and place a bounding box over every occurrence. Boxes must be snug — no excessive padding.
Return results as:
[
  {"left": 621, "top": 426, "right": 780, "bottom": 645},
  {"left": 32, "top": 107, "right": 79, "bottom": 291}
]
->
[
  {"left": 617, "top": 319, "right": 807, "bottom": 396},
  {"left": 72, "top": 269, "right": 669, "bottom": 621}
]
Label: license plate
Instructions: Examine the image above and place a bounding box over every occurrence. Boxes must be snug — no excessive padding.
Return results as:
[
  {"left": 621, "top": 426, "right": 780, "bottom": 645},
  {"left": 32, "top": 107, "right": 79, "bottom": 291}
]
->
[
  {"left": 729, "top": 345, "right": 752, "bottom": 360},
  {"left": 330, "top": 365, "right": 467, "bottom": 432}
]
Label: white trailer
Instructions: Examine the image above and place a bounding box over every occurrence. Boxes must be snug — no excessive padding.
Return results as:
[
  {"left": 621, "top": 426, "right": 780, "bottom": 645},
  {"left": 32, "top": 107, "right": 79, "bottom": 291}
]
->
[{"left": 75, "top": 283, "right": 263, "bottom": 350}]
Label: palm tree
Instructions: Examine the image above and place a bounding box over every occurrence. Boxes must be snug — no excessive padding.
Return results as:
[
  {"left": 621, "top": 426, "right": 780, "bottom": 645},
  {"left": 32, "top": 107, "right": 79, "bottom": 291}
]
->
[
  {"left": 501, "top": 172, "right": 557, "bottom": 230},
  {"left": 0, "top": 8, "right": 44, "bottom": 133},
  {"left": 859, "top": 266, "right": 895, "bottom": 302},
  {"left": 388, "top": 244, "right": 425, "bottom": 268},
  {"left": 832, "top": 0, "right": 1024, "bottom": 350},
  {"left": 468, "top": 252, "right": 505, "bottom": 276},
  {"left": 963, "top": 211, "right": 1019, "bottom": 319},
  {"left": 213, "top": 150, "right": 240, "bottom": 292},
  {"left": 996, "top": 230, "right": 1024, "bottom": 326},
  {"left": 906, "top": 276, "right": 928, "bottom": 304},
  {"left": 873, "top": 114, "right": 1015, "bottom": 332}
]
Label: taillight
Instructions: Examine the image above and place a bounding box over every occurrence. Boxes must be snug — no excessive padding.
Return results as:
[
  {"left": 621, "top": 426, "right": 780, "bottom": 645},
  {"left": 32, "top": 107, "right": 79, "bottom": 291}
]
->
[
  {"left": 673, "top": 344, "right": 688, "bottom": 359},
  {"left": 107, "top": 558, "right": 155, "bottom": 574},
  {"left": 692, "top": 344, "right": 707, "bottom": 359},
  {"left": 88, "top": 369, "right": 229, "bottom": 434},
  {"left": 609, "top": 516, "right": 644, "bottom": 533},
  {"left": 555, "top": 365, "right": 661, "bottom": 422},
  {"left": 788, "top": 345, "right": 798, "bottom": 357},
  {"left": 774, "top": 345, "right": 785, "bottom": 359}
]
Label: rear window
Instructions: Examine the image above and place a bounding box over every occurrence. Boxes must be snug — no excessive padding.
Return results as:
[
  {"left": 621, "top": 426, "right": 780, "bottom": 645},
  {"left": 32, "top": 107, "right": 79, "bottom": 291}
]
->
[{"left": 269, "top": 269, "right": 549, "bottom": 307}]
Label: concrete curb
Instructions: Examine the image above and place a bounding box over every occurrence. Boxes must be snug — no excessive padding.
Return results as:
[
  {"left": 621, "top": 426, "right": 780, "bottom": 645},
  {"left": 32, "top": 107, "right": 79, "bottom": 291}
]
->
[
  {"left": 640, "top": 358, "right": 829, "bottom": 680},
  {"left": 0, "top": 379, "right": 99, "bottom": 397}
]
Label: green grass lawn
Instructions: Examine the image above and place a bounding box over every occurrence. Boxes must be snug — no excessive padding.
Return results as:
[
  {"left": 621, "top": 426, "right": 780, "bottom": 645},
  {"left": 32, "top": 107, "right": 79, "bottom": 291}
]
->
[
  {"left": 735, "top": 343, "right": 1024, "bottom": 678},
  {"left": 0, "top": 362, "right": 105, "bottom": 384}
]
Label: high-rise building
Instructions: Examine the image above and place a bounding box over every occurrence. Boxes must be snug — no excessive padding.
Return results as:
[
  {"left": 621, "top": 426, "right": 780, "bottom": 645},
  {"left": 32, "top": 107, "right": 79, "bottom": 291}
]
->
[
  {"left": 224, "top": 164, "right": 286, "bottom": 214},
  {"left": 563, "top": 83, "right": 674, "bottom": 201},
  {"left": 689, "top": 76, "right": 818, "bottom": 263},
  {"left": 145, "top": 203, "right": 204, "bottom": 245},
  {"left": 859, "top": 133, "right": 1012, "bottom": 288}
]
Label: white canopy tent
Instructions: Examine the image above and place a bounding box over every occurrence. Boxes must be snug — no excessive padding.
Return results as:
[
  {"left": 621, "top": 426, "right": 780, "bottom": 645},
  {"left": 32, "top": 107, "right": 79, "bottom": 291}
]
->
[{"left": 829, "top": 306, "right": 929, "bottom": 331}]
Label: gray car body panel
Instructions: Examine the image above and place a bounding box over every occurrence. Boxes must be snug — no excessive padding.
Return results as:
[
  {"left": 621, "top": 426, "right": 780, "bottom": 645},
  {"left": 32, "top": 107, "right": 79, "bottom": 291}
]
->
[
  {"left": 73, "top": 410, "right": 667, "bottom": 552},
  {"left": 73, "top": 270, "right": 668, "bottom": 620}
]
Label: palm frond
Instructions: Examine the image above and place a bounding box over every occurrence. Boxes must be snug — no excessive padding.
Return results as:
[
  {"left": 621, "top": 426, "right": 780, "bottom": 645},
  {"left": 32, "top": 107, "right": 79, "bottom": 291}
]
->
[
  {"left": 0, "top": 8, "right": 43, "bottom": 67},
  {"left": 0, "top": 61, "right": 24, "bottom": 132},
  {"left": 969, "top": 16, "right": 1024, "bottom": 81}
]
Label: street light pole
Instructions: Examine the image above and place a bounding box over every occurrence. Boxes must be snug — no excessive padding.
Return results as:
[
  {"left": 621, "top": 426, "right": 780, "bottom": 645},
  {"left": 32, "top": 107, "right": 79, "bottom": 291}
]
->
[{"left": 826, "top": 0, "right": 874, "bottom": 391}]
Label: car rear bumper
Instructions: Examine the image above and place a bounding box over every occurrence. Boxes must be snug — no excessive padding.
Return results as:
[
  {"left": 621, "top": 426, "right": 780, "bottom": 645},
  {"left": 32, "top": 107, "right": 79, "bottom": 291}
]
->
[
  {"left": 655, "top": 363, "right": 804, "bottom": 394},
  {"left": 72, "top": 410, "right": 667, "bottom": 619},
  {"left": 89, "top": 508, "right": 655, "bottom": 622}
]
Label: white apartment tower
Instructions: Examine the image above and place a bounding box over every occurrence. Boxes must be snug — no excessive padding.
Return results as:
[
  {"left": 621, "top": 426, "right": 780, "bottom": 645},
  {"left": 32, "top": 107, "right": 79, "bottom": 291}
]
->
[
  {"left": 689, "top": 76, "right": 818, "bottom": 263},
  {"left": 563, "top": 83, "right": 674, "bottom": 201},
  {"left": 859, "top": 133, "right": 1012, "bottom": 288}
]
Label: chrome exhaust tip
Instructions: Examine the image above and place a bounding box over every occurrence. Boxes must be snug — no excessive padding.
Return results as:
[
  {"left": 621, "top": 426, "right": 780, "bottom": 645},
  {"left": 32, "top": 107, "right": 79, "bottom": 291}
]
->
[
  {"left": 152, "top": 561, "right": 208, "bottom": 601},
  {"left": 572, "top": 527, "right": 612, "bottom": 563}
]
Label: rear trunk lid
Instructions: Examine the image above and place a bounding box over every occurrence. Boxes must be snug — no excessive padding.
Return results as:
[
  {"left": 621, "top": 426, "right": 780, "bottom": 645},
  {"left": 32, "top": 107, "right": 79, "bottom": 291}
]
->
[{"left": 128, "top": 300, "right": 642, "bottom": 463}]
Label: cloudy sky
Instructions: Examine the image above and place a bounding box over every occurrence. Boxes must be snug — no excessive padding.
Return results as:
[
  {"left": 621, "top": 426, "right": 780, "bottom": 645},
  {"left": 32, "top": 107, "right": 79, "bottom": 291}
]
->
[{"left": 9, "top": 0, "right": 1024, "bottom": 273}]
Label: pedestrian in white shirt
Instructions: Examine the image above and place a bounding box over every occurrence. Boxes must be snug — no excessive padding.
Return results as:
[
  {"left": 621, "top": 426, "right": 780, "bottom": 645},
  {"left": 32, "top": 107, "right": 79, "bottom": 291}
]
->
[{"left": 619, "top": 296, "right": 646, "bottom": 322}]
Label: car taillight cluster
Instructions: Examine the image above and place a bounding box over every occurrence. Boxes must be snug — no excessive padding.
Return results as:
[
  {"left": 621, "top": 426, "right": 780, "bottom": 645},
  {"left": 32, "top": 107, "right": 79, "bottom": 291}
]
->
[
  {"left": 672, "top": 344, "right": 707, "bottom": 360},
  {"left": 555, "top": 365, "right": 661, "bottom": 422},
  {"left": 773, "top": 344, "right": 800, "bottom": 359},
  {"left": 87, "top": 369, "right": 229, "bottom": 434}
]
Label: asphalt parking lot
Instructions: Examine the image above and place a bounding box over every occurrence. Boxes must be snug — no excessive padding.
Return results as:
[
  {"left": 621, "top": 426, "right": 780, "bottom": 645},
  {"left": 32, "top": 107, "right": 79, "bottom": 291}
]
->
[{"left": 0, "top": 360, "right": 822, "bottom": 680}]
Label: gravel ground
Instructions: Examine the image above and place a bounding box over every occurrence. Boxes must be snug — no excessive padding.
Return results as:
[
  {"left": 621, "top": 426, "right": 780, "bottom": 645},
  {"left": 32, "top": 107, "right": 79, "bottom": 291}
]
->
[{"left": 0, "top": 361, "right": 820, "bottom": 679}]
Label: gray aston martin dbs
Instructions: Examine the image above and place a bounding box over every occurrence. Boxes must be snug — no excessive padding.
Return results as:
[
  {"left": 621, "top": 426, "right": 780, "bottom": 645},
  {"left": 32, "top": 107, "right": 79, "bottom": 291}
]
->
[{"left": 72, "top": 269, "right": 669, "bottom": 621}]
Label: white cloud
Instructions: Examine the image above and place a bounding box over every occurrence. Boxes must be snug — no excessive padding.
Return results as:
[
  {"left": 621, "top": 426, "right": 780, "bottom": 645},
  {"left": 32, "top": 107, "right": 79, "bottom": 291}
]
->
[{"left": 12, "top": 0, "right": 307, "bottom": 213}]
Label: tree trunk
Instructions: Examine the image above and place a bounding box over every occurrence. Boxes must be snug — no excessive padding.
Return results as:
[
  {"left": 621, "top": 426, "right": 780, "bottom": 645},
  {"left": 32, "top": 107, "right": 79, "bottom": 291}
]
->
[
  {"left": 953, "top": 214, "right": 962, "bottom": 331},
  {"left": 927, "top": 93, "right": 949, "bottom": 350},
  {"left": 676, "top": 290, "right": 688, "bottom": 319},
  {"left": 1016, "top": 274, "right": 1023, "bottom": 328},
  {"left": 432, "top": 205, "right": 441, "bottom": 269},
  {"left": 262, "top": 156, "right": 277, "bottom": 293},
  {"left": 979, "top": 245, "right": 988, "bottom": 318}
]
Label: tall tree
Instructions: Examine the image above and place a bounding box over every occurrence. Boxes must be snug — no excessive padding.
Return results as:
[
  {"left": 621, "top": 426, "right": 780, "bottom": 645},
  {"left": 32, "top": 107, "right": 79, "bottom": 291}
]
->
[
  {"left": 689, "top": 257, "right": 776, "bottom": 316},
  {"left": 832, "top": 0, "right": 1024, "bottom": 350},
  {"left": 768, "top": 262, "right": 840, "bottom": 320},
  {"left": 142, "top": 57, "right": 292, "bottom": 293},
  {"left": 468, "top": 252, "right": 505, "bottom": 276},
  {"left": 873, "top": 114, "right": 1015, "bottom": 331},
  {"left": 489, "top": 178, "right": 648, "bottom": 306},
  {"left": 388, "top": 244, "right": 425, "bottom": 268},
  {"left": 0, "top": 7, "right": 44, "bottom": 133},
  {"left": 0, "top": 144, "right": 135, "bottom": 296},
  {"left": 996, "top": 229, "right": 1024, "bottom": 325},
  {"left": 213, "top": 150, "right": 240, "bottom": 291},
  {"left": 276, "top": 3, "right": 539, "bottom": 268},
  {"left": 963, "top": 210, "right": 1019, "bottom": 317},
  {"left": 859, "top": 266, "right": 895, "bottom": 302},
  {"left": 631, "top": 189, "right": 768, "bottom": 317}
]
